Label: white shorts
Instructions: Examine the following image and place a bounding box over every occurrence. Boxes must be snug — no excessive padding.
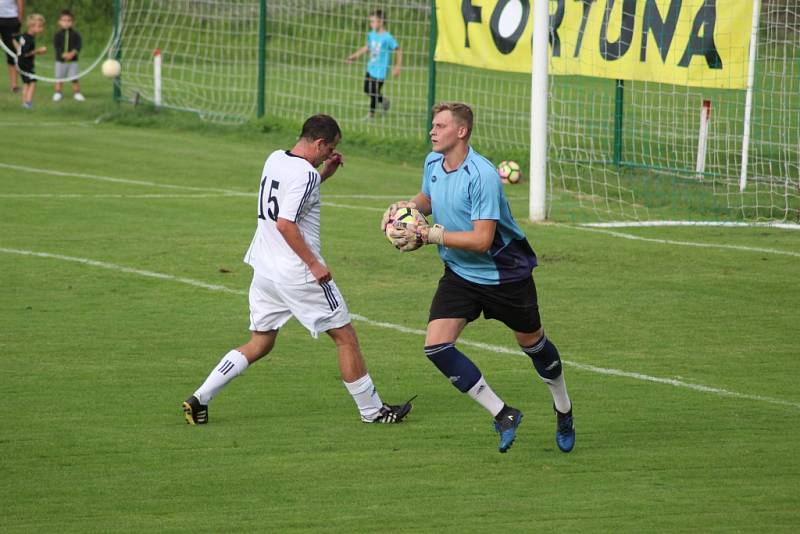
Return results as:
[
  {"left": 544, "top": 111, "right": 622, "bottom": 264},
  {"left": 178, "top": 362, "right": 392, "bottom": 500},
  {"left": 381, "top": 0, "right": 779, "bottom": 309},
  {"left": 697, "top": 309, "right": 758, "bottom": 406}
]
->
[
  {"left": 248, "top": 273, "right": 351, "bottom": 338},
  {"left": 55, "top": 61, "right": 79, "bottom": 81}
]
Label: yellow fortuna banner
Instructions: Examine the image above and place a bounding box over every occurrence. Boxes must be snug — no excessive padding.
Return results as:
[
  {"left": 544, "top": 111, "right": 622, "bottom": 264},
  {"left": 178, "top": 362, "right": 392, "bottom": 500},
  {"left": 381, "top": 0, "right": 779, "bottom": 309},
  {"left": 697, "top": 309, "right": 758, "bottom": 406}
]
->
[{"left": 435, "top": 0, "right": 754, "bottom": 89}]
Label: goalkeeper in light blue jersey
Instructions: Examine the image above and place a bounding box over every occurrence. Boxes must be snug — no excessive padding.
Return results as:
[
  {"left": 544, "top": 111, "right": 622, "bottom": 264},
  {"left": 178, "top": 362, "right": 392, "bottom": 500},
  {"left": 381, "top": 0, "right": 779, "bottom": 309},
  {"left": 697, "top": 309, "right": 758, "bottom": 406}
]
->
[
  {"left": 382, "top": 102, "right": 576, "bottom": 454},
  {"left": 345, "top": 8, "right": 402, "bottom": 120}
]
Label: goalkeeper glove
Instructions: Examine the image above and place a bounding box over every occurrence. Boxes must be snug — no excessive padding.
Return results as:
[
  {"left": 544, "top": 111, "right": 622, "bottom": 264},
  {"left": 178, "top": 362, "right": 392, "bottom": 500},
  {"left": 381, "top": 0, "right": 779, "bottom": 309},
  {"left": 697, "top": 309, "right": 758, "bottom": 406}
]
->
[
  {"left": 380, "top": 201, "right": 416, "bottom": 232},
  {"left": 389, "top": 222, "right": 445, "bottom": 252}
]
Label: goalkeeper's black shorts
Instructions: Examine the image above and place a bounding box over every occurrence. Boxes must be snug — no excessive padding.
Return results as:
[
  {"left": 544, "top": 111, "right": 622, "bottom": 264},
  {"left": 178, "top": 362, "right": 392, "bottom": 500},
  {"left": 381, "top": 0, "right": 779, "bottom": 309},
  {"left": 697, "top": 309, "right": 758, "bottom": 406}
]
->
[{"left": 428, "top": 267, "right": 542, "bottom": 334}]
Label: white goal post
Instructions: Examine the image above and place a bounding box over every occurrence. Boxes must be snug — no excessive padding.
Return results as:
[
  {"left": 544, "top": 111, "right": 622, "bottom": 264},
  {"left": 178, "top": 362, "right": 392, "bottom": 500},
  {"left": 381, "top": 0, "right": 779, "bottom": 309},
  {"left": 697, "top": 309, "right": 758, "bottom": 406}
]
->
[{"left": 529, "top": 0, "right": 549, "bottom": 222}]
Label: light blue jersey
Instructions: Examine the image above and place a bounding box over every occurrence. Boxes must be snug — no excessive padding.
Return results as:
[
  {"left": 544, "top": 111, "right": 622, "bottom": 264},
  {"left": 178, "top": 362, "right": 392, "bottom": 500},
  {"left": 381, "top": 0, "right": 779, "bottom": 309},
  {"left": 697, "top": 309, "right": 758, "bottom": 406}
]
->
[
  {"left": 421, "top": 148, "right": 537, "bottom": 285},
  {"left": 366, "top": 30, "right": 398, "bottom": 80}
]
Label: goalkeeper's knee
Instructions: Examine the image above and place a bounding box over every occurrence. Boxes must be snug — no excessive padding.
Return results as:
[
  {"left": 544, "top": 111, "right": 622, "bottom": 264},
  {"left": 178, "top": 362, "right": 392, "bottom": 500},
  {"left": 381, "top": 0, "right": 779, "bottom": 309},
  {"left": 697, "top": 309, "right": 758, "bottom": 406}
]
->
[
  {"left": 424, "top": 343, "right": 481, "bottom": 393},
  {"left": 521, "top": 335, "right": 562, "bottom": 381}
]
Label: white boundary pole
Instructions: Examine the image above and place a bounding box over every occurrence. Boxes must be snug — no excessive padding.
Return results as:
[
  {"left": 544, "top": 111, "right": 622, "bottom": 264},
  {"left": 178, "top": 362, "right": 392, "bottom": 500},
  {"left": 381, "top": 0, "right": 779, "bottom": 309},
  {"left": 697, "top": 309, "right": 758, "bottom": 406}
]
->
[
  {"left": 530, "top": 0, "right": 549, "bottom": 222},
  {"left": 740, "top": 0, "right": 761, "bottom": 192},
  {"left": 153, "top": 48, "right": 162, "bottom": 107},
  {"left": 695, "top": 99, "right": 711, "bottom": 178}
]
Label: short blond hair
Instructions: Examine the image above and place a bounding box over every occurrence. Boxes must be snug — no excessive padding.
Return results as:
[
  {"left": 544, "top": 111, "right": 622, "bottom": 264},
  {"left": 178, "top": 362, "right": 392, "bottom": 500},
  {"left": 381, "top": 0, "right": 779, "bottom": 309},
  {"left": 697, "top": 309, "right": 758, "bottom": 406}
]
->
[
  {"left": 27, "top": 13, "right": 45, "bottom": 26},
  {"left": 432, "top": 102, "right": 473, "bottom": 138}
]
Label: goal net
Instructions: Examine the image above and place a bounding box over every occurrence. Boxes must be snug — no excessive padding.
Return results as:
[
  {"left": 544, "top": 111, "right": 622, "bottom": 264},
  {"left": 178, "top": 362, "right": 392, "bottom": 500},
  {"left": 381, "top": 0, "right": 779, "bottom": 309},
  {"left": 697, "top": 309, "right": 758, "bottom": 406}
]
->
[
  {"left": 115, "top": 0, "right": 798, "bottom": 222},
  {"left": 261, "top": 0, "right": 531, "bottom": 164},
  {"left": 543, "top": 0, "right": 800, "bottom": 222},
  {"left": 117, "top": 0, "right": 262, "bottom": 121}
]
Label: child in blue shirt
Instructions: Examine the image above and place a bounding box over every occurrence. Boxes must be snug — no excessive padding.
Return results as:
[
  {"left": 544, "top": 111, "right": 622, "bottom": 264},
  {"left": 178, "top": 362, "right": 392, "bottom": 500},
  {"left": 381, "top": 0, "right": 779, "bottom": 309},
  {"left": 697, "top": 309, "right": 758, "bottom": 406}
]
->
[{"left": 345, "top": 9, "right": 402, "bottom": 120}]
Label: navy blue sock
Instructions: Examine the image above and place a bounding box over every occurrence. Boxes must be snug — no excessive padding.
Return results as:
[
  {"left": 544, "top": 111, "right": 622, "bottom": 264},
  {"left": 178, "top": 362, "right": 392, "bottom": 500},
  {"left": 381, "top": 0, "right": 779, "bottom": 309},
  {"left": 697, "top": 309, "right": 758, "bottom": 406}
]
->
[
  {"left": 522, "top": 335, "right": 563, "bottom": 381},
  {"left": 424, "top": 343, "right": 482, "bottom": 393}
]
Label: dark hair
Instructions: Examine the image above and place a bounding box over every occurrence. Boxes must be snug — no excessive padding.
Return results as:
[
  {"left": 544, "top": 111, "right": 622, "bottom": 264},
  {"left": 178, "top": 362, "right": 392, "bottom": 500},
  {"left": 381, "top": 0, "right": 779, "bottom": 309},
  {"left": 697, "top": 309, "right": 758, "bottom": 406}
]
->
[
  {"left": 370, "top": 9, "right": 385, "bottom": 21},
  {"left": 300, "top": 114, "right": 341, "bottom": 143},
  {"left": 60, "top": 10, "right": 74, "bottom": 19}
]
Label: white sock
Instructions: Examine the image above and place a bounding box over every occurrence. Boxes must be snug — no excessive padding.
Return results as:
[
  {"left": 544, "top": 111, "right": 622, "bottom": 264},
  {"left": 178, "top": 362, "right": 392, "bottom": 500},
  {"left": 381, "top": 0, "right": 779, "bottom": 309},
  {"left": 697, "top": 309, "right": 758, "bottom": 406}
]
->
[
  {"left": 467, "top": 376, "right": 505, "bottom": 417},
  {"left": 193, "top": 350, "right": 249, "bottom": 404},
  {"left": 542, "top": 374, "right": 572, "bottom": 414},
  {"left": 343, "top": 373, "right": 383, "bottom": 421}
]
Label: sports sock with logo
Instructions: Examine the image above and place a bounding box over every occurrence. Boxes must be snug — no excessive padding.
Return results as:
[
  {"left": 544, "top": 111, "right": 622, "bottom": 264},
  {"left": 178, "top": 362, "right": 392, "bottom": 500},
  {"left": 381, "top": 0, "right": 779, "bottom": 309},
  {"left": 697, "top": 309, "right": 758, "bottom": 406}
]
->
[
  {"left": 193, "top": 349, "right": 249, "bottom": 405},
  {"left": 343, "top": 373, "right": 383, "bottom": 421},
  {"left": 522, "top": 335, "right": 572, "bottom": 414},
  {"left": 425, "top": 343, "right": 505, "bottom": 416}
]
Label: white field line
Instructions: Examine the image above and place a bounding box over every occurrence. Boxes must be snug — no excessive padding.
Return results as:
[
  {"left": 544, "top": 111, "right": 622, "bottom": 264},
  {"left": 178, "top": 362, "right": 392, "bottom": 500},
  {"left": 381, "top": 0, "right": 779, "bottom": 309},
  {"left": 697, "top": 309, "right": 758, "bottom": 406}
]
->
[
  {"left": 560, "top": 224, "right": 800, "bottom": 259},
  {"left": 0, "top": 162, "right": 252, "bottom": 196},
  {"left": 583, "top": 220, "right": 800, "bottom": 231},
  {"left": 0, "top": 121, "right": 96, "bottom": 127},
  {"left": 0, "top": 193, "right": 243, "bottom": 199},
  {"left": 0, "top": 193, "right": 393, "bottom": 210},
  {"left": 0, "top": 163, "right": 523, "bottom": 202},
  {"left": 2, "top": 246, "right": 798, "bottom": 411},
  {"left": 2, "top": 162, "right": 795, "bottom": 258}
]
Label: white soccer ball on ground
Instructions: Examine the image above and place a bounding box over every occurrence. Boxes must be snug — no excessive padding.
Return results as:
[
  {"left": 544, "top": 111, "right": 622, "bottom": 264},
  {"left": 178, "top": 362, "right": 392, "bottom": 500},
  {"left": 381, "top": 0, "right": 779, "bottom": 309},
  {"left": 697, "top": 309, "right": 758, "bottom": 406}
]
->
[
  {"left": 497, "top": 160, "right": 522, "bottom": 184},
  {"left": 101, "top": 59, "right": 121, "bottom": 78}
]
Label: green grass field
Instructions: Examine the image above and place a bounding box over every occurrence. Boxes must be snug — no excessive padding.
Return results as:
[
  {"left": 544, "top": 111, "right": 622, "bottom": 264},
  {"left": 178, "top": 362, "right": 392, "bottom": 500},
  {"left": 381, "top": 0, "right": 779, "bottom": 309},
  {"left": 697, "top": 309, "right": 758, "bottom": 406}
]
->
[{"left": 2, "top": 71, "right": 800, "bottom": 532}]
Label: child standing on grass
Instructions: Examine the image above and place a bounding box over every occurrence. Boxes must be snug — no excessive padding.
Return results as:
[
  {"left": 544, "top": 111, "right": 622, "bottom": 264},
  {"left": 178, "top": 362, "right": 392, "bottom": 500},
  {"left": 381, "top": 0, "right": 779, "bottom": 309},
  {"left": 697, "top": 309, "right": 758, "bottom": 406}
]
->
[
  {"left": 52, "top": 9, "right": 84, "bottom": 102},
  {"left": 0, "top": 0, "right": 24, "bottom": 93},
  {"left": 345, "top": 9, "right": 402, "bottom": 120},
  {"left": 13, "top": 12, "right": 45, "bottom": 109}
]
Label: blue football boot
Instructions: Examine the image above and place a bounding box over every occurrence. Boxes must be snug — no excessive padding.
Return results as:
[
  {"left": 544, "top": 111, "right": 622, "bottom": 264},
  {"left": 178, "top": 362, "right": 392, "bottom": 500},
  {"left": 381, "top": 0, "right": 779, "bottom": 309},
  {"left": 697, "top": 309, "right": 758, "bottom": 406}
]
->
[
  {"left": 555, "top": 406, "right": 575, "bottom": 452},
  {"left": 493, "top": 407, "right": 523, "bottom": 453}
]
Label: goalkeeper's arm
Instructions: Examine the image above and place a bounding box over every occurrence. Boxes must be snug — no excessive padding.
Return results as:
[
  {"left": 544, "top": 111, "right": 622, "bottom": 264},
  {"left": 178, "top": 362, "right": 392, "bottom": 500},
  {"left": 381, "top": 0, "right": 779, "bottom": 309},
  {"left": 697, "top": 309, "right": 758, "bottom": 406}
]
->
[
  {"left": 409, "top": 192, "right": 431, "bottom": 215},
  {"left": 419, "top": 219, "right": 496, "bottom": 253}
]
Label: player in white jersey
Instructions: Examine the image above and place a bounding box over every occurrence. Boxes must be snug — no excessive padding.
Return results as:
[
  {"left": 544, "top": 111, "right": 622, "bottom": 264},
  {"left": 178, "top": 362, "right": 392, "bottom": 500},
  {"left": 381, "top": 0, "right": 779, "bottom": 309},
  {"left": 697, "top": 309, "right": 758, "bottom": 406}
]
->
[{"left": 182, "top": 115, "right": 413, "bottom": 426}]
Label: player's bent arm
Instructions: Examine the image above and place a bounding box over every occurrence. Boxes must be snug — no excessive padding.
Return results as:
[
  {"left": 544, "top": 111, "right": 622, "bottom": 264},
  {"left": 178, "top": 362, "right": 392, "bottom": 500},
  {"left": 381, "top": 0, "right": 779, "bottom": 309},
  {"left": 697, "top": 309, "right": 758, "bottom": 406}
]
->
[
  {"left": 319, "top": 153, "right": 343, "bottom": 182},
  {"left": 392, "top": 48, "right": 403, "bottom": 76},
  {"left": 346, "top": 46, "right": 368, "bottom": 62},
  {"left": 435, "top": 219, "right": 497, "bottom": 253},
  {"left": 275, "top": 217, "right": 331, "bottom": 283}
]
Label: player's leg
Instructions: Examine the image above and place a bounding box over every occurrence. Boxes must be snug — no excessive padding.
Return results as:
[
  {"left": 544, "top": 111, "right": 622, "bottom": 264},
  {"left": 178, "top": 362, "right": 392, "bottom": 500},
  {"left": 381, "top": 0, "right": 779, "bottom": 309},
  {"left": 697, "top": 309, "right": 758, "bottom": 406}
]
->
[
  {"left": 70, "top": 64, "right": 84, "bottom": 100},
  {"left": 326, "top": 322, "right": 366, "bottom": 383},
  {"left": 7, "top": 63, "right": 17, "bottom": 91},
  {"left": 2, "top": 23, "right": 18, "bottom": 91},
  {"left": 22, "top": 80, "right": 33, "bottom": 106},
  {"left": 53, "top": 62, "right": 64, "bottom": 100},
  {"left": 182, "top": 273, "right": 290, "bottom": 425},
  {"left": 486, "top": 275, "right": 575, "bottom": 452},
  {"left": 183, "top": 329, "right": 278, "bottom": 424},
  {"left": 287, "top": 280, "right": 412, "bottom": 423},
  {"left": 515, "top": 328, "right": 575, "bottom": 452},
  {"left": 515, "top": 328, "right": 571, "bottom": 414},
  {"left": 326, "top": 323, "right": 385, "bottom": 421},
  {"left": 377, "top": 79, "right": 389, "bottom": 113},
  {"left": 365, "top": 76, "right": 378, "bottom": 118},
  {"left": 72, "top": 80, "right": 83, "bottom": 100},
  {"left": 425, "top": 270, "right": 522, "bottom": 452}
]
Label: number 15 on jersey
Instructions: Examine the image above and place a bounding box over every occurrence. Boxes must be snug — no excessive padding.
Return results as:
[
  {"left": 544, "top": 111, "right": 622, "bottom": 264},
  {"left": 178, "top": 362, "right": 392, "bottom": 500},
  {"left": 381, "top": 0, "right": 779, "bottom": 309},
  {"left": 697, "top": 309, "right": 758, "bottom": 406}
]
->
[{"left": 258, "top": 177, "right": 280, "bottom": 221}]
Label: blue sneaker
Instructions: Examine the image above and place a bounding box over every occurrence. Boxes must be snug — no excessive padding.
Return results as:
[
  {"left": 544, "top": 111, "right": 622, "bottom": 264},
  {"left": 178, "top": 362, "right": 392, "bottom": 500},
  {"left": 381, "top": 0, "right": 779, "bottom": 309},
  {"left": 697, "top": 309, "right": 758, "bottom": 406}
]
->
[
  {"left": 555, "top": 406, "right": 575, "bottom": 452},
  {"left": 493, "top": 407, "right": 523, "bottom": 453}
]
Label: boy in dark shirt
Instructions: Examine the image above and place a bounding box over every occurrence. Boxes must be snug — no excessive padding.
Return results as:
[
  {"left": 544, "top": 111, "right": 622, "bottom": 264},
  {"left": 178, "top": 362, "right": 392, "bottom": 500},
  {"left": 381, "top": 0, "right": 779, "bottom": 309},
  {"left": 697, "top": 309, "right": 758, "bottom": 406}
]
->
[
  {"left": 14, "top": 12, "right": 46, "bottom": 108},
  {"left": 52, "top": 9, "right": 83, "bottom": 102}
]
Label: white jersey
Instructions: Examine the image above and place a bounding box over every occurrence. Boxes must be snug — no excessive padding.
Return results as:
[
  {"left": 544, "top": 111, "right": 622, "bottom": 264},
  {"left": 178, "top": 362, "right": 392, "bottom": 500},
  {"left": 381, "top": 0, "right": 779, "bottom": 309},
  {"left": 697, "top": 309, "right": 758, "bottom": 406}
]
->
[
  {"left": 244, "top": 150, "right": 323, "bottom": 285},
  {"left": 0, "top": 0, "right": 19, "bottom": 18}
]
